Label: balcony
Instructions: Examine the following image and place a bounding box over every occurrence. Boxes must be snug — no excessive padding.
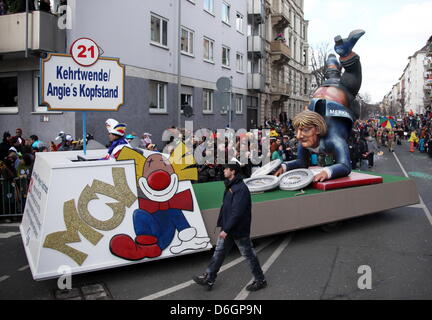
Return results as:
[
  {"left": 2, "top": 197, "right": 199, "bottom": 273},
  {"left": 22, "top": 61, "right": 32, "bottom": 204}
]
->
[
  {"left": 271, "top": 0, "right": 290, "bottom": 30},
  {"left": 270, "top": 41, "right": 291, "bottom": 65},
  {"left": 270, "top": 82, "right": 290, "bottom": 103},
  {"left": 424, "top": 84, "right": 432, "bottom": 91},
  {"left": 0, "top": 11, "right": 65, "bottom": 55},
  {"left": 425, "top": 61, "right": 432, "bottom": 70},
  {"left": 247, "top": 0, "right": 265, "bottom": 24},
  {"left": 248, "top": 73, "right": 265, "bottom": 91},
  {"left": 248, "top": 36, "right": 265, "bottom": 57}
]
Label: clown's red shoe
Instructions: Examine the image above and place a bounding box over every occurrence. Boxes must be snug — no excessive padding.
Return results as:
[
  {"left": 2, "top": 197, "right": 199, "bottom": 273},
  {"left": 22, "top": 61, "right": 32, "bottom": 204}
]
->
[{"left": 109, "top": 234, "right": 162, "bottom": 261}]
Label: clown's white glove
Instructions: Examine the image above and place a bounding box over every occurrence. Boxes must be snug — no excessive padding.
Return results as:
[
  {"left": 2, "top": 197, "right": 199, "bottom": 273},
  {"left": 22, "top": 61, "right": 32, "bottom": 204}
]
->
[{"left": 169, "top": 227, "right": 211, "bottom": 254}]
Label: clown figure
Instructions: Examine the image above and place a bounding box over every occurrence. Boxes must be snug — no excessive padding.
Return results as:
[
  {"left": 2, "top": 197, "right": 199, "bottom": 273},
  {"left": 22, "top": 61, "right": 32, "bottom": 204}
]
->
[{"left": 110, "top": 144, "right": 210, "bottom": 261}]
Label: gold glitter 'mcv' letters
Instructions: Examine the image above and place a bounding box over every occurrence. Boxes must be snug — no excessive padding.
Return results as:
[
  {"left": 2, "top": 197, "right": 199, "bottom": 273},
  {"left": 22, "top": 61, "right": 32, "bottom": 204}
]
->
[
  {"left": 78, "top": 168, "right": 136, "bottom": 231},
  {"left": 43, "top": 168, "right": 137, "bottom": 265},
  {"left": 43, "top": 200, "right": 103, "bottom": 265}
]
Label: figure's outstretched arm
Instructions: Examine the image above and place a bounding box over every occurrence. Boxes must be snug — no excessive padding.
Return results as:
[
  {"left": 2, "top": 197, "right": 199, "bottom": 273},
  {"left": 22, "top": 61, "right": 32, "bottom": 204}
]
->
[
  {"left": 325, "top": 138, "right": 352, "bottom": 180},
  {"left": 281, "top": 145, "right": 310, "bottom": 173}
]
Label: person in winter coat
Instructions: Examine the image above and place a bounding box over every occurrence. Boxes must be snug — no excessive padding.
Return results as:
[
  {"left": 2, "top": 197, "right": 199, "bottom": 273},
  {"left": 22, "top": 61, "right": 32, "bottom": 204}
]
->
[
  {"left": 364, "top": 135, "right": 379, "bottom": 168},
  {"left": 102, "top": 119, "right": 131, "bottom": 159},
  {"left": 193, "top": 162, "right": 267, "bottom": 292},
  {"left": 348, "top": 134, "right": 361, "bottom": 170}
]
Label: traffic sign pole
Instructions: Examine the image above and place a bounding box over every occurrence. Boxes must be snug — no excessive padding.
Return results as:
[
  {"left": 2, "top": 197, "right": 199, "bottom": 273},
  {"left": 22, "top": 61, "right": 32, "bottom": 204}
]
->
[{"left": 83, "top": 111, "right": 87, "bottom": 155}]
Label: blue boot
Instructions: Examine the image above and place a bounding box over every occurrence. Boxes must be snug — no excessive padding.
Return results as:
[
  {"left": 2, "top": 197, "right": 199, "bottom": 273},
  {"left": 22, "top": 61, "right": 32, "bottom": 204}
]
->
[{"left": 334, "top": 30, "right": 365, "bottom": 58}]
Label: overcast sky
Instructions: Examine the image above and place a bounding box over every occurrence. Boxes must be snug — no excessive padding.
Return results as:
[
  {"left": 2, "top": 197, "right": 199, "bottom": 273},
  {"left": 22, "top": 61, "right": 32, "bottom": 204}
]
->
[{"left": 304, "top": 0, "right": 432, "bottom": 104}]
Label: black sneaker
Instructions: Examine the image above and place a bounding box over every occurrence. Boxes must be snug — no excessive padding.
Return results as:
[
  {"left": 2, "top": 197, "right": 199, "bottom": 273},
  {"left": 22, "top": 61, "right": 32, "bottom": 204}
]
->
[
  {"left": 193, "top": 273, "right": 214, "bottom": 291},
  {"left": 246, "top": 280, "right": 267, "bottom": 292}
]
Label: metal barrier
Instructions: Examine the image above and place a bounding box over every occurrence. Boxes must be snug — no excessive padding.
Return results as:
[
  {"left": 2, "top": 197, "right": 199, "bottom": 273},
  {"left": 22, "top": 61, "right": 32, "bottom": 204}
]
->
[{"left": 0, "top": 177, "right": 30, "bottom": 217}]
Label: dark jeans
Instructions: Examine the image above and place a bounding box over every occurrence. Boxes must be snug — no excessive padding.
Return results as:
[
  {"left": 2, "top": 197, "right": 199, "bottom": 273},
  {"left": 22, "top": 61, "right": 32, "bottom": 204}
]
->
[
  {"left": 367, "top": 152, "right": 374, "bottom": 167},
  {"left": 323, "top": 55, "right": 362, "bottom": 103},
  {"left": 206, "top": 235, "right": 265, "bottom": 283}
]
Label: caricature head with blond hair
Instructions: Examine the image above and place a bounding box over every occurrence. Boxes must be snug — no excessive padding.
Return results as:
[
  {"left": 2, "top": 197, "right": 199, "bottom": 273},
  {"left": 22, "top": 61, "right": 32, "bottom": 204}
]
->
[{"left": 293, "top": 110, "right": 328, "bottom": 149}]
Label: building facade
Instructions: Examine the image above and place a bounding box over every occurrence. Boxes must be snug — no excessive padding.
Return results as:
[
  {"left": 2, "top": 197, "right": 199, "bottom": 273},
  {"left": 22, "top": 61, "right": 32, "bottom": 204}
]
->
[
  {"left": 0, "top": 0, "right": 310, "bottom": 146},
  {"left": 382, "top": 36, "right": 432, "bottom": 116},
  {"left": 424, "top": 39, "right": 432, "bottom": 113},
  {"left": 262, "top": 0, "right": 310, "bottom": 123},
  {"left": 0, "top": 6, "right": 70, "bottom": 144},
  {"left": 69, "top": 0, "right": 253, "bottom": 145},
  {"left": 0, "top": 0, "right": 252, "bottom": 146}
]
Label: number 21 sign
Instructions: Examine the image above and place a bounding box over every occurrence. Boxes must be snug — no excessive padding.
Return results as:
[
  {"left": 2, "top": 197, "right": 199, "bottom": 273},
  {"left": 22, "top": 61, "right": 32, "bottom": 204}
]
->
[{"left": 70, "top": 38, "right": 101, "bottom": 67}]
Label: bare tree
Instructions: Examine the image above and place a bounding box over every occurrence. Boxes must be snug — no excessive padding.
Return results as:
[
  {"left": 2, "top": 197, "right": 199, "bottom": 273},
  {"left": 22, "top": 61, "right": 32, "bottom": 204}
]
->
[
  {"left": 310, "top": 42, "right": 332, "bottom": 89},
  {"left": 356, "top": 92, "right": 379, "bottom": 119}
]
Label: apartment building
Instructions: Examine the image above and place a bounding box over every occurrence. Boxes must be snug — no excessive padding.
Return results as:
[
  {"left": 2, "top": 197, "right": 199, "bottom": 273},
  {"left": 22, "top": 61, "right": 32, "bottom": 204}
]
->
[
  {"left": 0, "top": 0, "right": 254, "bottom": 146},
  {"left": 0, "top": 4, "right": 69, "bottom": 143},
  {"left": 382, "top": 36, "right": 432, "bottom": 116},
  {"left": 0, "top": 0, "right": 311, "bottom": 145},
  {"left": 250, "top": 0, "right": 310, "bottom": 124},
  {"left": 424, "top": 40, "right": 432, "bottom": 113}
]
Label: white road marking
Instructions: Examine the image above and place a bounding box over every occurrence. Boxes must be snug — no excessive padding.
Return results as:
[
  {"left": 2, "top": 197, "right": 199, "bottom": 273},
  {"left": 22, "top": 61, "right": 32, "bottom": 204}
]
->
[
  {"left": 139, "top": 238, "right": 275, "bottom": 300},
  {"left": 234, "top": 234, "right": 292, "bottom": 300},
  {"left": 0, "top": 232, "right": 20, "bottom": 239},
  {"left": 393, "top": 152, "right": 432, "bottom": 227},
  {"left": 18, "top": 265, "right": 29, "bottom": 272},
  {"left": 408, "top": 204, "right": 426, "bottom": 209},
  {"left": 0, "top": 223, "right": 21, "bottom": 228},
  {"left": 0, "top": 275, "right": 10, "bottom": 283}
]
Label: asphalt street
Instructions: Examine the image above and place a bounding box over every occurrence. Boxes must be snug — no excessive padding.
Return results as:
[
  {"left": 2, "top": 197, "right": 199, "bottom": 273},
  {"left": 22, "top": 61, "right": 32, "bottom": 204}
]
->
[{"left": 1, "top": 140, "right": 432, "bottom": 300}]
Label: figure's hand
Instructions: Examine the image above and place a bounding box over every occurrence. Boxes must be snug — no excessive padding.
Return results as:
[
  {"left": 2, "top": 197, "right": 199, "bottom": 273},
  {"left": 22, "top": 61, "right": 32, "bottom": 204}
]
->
[
  {"left": 219, "top": 231, "right": 228, "bottom": 239},
  {"left": 313, "top": 171, "right": 329, "bottom": 182},
  {"left": 274, "top": 167, "right": 285, "bottom": 177}
]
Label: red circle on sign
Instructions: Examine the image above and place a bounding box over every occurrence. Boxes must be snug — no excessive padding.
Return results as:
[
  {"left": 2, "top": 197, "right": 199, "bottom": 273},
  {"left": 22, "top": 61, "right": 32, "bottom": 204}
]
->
[{"left": 70, "top": 38, "right": 101, "bottom": 67}]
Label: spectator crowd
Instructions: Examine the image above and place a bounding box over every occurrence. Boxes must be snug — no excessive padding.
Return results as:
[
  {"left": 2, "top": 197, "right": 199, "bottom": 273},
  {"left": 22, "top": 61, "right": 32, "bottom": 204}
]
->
[{"left": 1, "top": 109, "right": 432, "bottom": 218}]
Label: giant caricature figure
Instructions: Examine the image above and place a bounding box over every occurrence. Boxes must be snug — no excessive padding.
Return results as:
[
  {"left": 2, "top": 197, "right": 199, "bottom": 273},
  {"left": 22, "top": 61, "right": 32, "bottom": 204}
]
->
[
  {"left": 109, "top": 144, "right": 210, "bottom": 261},
  {"left": 276, "top": 29, "right": 365, "bottom": 182}
]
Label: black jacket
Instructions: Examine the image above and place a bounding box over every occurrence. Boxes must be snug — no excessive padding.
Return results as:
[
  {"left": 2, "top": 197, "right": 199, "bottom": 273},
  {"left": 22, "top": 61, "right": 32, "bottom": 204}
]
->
[{"left": 217, "top": 176, "right": 252, "bottom": 238}]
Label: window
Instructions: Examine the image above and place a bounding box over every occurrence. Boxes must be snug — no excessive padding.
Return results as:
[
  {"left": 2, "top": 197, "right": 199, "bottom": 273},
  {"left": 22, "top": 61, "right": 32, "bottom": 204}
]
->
[
  {"left": 203, "top": 37, "right": 214, "bottom": 62},
  {"left": 203, "top": 89, "right": 214, "bottom": 113},
  {"left": 247, "top": 96, "right": 258, "bottom": 109},
  {"left": 303, "top": 48, "right": 307, "bottom": 66},
  {"left": 0, "top": 73, "right": 18, "bottom": 114},
  {"left": 149, "top": 81, "right": 167, "bottom": 113},
  {"left": 222, "top": 2, "right": 230, "bottom": 25},
  {"left": 235, "top": 95, "right": 243, "bottom": 114},
  {"left": 236, "top": 12, "right": 244, "bottom": 33},
  {"left": 236, "top": 53, "right": 244, "bottom": 73},
  {"left": 248, "top": 58, "right": 261, "bottom": 74},
  {"left": 222, "top": 46, "right": 231, "bottom": 68},
  {"left": 151, "top": 14, "right": 168, "bottom": 47},
  {"left": 181, "top": 86, "right": 194, "bottom": 114},
  {"left": 204, "top": 0, "right": 214, "bottom": 14},
  {"left": 181, "top": 27, "right": 194, "bottom": 55}
]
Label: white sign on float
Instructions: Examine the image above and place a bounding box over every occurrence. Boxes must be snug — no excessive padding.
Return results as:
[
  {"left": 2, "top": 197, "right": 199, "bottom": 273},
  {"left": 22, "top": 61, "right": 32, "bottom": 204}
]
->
[
  {"left": 20, "top": 149, "right": 212, "bottom": 281},
  {"left": 41, "top": 53, "right": 125, "bottom": 111}
]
